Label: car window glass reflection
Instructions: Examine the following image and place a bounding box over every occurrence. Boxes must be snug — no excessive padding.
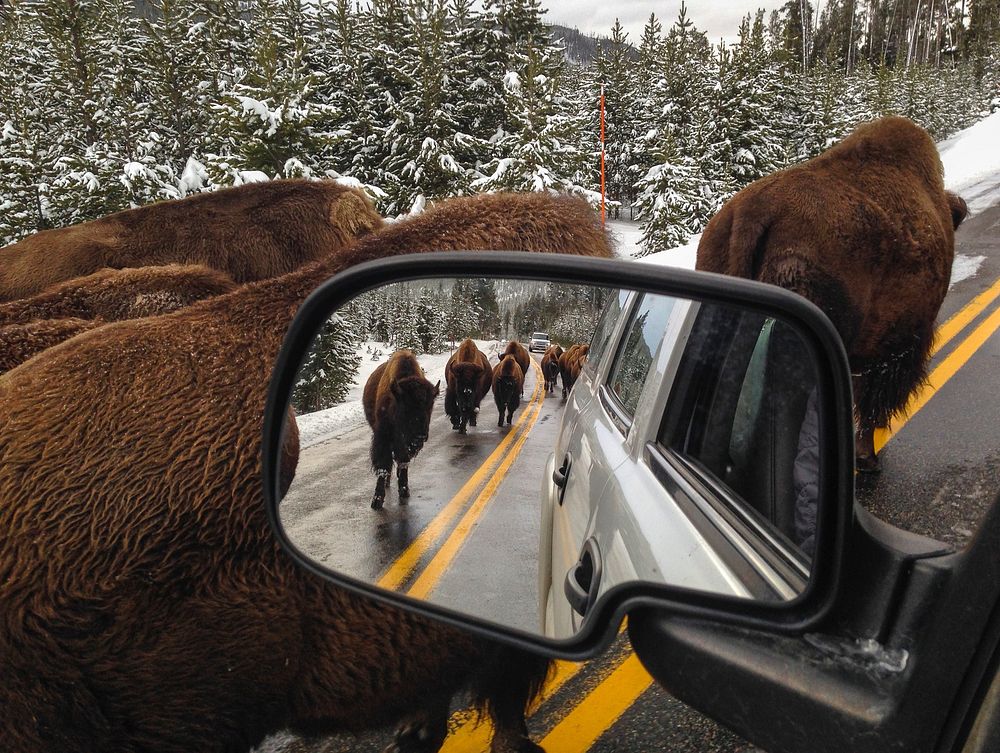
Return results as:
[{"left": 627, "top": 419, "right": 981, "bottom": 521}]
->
[
  {"left": 607, "top": 293, "right": 676, "bottom": 417},
  {"left": 660, "top": 305, "right": 819, "bottom": 561}
]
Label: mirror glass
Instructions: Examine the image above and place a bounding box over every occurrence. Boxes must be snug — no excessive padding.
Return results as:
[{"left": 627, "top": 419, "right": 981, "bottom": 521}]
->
[{"left": 277, "top": 277, "right": 824, "bottom": 640}]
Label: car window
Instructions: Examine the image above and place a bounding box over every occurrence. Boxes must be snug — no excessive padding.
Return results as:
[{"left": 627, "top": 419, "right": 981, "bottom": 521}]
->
[
  {"left": 658, "top": 304, "right": 819, "bottom": 555},
  {"left": 606, "top": 293, "right": 677, "bottom": 419},
  {"left": 587, "top": 288, "right": 631, "bottom": 365}
]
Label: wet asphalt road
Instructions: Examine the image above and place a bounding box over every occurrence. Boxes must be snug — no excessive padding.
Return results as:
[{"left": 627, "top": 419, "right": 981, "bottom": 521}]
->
[{"left": 259, "top": 199, "right": 1000, "bottom": 753}]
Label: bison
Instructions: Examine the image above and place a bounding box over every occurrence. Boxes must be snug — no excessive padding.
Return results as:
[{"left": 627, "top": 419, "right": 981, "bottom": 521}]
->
[
  {"left": 362, "top": 350, "right": 439, "bottom": 510},
  {"left": 0, "top": 179, "right": 382, "bottom": 302},
  {"left": 0, "top": 264, "right": 237, "bottom": 328},
  {"left": 492, "top": 355, "right": 525, "bottom": 426},
  {"left": 695, "top": 115, "right": 967, "bottom": 471},
  {"left": 559, "top": 343, "right": 589, "bottom": 398},
  {"left": 0, "top": 191, "right": 611, "bottom": 753},
  {"left": 540, "top": 345, "right": 563, "bottom": 394},
  {"left": 500, "top": 340, "right": 530, "bottom": 378},
  {"left": 445, "top": 338, "right": 493, "bottom": 433}
]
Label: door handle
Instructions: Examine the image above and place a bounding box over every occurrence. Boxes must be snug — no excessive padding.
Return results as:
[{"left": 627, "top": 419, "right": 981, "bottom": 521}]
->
[
  {"left": 552, "top": 453, "right": 573, "bottom": 504},
  {"left": 564, "top": 538, "right": 602, "bottom": 617}
]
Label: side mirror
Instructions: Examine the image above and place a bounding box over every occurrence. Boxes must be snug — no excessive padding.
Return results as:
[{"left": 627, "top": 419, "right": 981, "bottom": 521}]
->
[{"left": 263, "top": 253, "right": 853, "bottom": 659}]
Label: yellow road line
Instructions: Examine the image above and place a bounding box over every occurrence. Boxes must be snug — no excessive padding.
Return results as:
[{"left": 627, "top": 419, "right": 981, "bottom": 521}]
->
[
  {"left": 525, "top": 285, "right": 1000, "bottom": 750},
  {"left": 439, "top": 659, "right": 587, "bottom": 753},
  {"left": 377, "top": 364, "right": 544, "bottom": 591},
  {"left": 876, "top": 301, "right": 1000, "bottom": 450},
  {"left": 539, "top": 655, "right": 654, "bottom": 752},
  {"left": 408, "top": 369, "right": 544, "bottom": 599},
  {"left": 931, "top": 275, "right": 1000, "bottom": 357}
]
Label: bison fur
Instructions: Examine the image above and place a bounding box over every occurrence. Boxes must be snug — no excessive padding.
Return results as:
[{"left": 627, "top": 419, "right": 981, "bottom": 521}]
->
[
  {"left": 0, "top": 179, "right": 382, "bottom": 302},
  {"left": 492, "top": 355, "right": 525, "bottom": 426},
  {"left": 445, "top": 338, "right": 492, "bottom": 433},
  {"left": 0, "top": 191, "right": 611, "bottom": 753},
  {"left": 695, "top": 116, "right": 965, "bottom": 471},
  {"left": 362, "top": 350, "right": 439, "bottom": 510}
]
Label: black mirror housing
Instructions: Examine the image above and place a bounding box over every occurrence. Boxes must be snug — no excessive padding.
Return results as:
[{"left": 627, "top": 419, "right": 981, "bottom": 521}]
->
[{"left": 262, "top": 252, "right": 855, "bottom": 660}]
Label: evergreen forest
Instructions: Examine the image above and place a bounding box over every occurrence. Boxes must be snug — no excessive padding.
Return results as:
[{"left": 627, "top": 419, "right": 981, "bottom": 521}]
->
[{"left": 1, "top": 0, "right": 998, "bottom": 256}]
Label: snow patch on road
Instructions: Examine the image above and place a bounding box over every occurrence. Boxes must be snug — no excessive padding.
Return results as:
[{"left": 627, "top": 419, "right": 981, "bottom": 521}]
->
[
  {"left": 940, "top": 110, "right": 1000, "bottom": 213},
  {"left": 950, "top": 254, "right": 987, "bottom": 289}
]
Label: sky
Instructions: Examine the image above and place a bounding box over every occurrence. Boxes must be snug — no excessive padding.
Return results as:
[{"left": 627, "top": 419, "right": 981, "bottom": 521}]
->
[{"left": 540, "top": 1, "right": 789, "bottom": 44}]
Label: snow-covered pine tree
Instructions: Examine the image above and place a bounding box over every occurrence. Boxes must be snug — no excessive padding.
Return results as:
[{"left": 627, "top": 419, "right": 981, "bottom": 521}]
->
[
  {"left": 378, "top": 0, "right": 469, "bottom": 216},
  {"left": 292, "top": 312, "right": 362, "bottom": 413},
  {"left": 209, "top": 0, "right": 323, "bottom": 183},
  {"left": 594, "top": 19, "right": 642, "bottom": 218}
]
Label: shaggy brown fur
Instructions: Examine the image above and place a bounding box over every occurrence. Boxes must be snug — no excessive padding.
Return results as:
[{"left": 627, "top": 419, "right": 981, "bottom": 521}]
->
[
  {"left": 361, "top": 350, "right": 439, "bottom": 510},
  {"left": 540, "top": 345, "right": 563, "bottom": 394},
  {"left": 559, "top": 344, "right": 589, "bottom": 398},
  {"left": 0, "top": 264, "right": 237, "bottom": 328},
  {"left": 0, "top": 179, "right": 383, "bottom": 302},
  {"left": 501, "top": 340, "right": 530, "bottom": 378},
  {"left": 0, "top": 191, "right": 611, "bottom": 753},
  {"left": 492, "top": 355, "right": 525, "bottom": 426},
  {"left": 445, "top": 338, "right": 493, "bottom": 434},
  {"left": 695, "top": 116, "right": 966, "bottom": 470},
  {"left": 0, "top": 318, "right": 101, "bottom": 374}
]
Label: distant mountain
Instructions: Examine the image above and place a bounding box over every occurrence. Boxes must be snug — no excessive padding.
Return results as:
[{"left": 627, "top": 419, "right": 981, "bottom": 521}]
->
[
  {"left": 547, "top": 24, "right": 607, "bottom": 65},
  {"left": 548, "top": 24, "right": 638, "bottom": 66}
]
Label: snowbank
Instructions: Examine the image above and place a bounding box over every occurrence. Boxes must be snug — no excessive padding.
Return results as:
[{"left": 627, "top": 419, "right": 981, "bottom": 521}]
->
[{"left": 939, "top": 110, "right": 1000, "bottom": 213}]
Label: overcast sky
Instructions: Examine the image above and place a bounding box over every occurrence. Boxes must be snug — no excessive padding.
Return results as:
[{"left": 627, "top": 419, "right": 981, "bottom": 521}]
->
[{"left": 541, "top": 1, "right": 788, "bottom": 44}]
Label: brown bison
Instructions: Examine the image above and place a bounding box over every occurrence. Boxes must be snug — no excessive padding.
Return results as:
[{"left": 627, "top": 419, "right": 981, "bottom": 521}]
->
[
  {"left": 0, "top": 264, "right": 237, "bottom": 328},
  {"left": 0, "top": 179, "right": 382, "bottom": 302},
  {"left": 540, "top": 345, "right": 563, "bottom": 394},
  {"left": 559, "top": 343, "right": 589, "bottom": 398},
  {"left": 0, "top": 191, "right": 611, "bottom": 753},
  {"left": 696, "top": 116, "right": 967, "bottom": 471},
  {"left": 492, "top": 355, "right": 525, "bottom": 426},
  {"left": 0, "top": 318, "right": 101, "bottom": 374},
  {"left": 445, "top": 338, "right": 493, "bottom": 433},
  {"left": 501, "top": 340, "right": 531, "bottom": 380},
  {"left": 362, "top": 350, "right": 439, "bottom": 510}
]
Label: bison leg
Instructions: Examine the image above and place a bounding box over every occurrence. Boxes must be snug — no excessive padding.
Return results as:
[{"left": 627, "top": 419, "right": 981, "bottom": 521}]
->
[
  {"left": 372, "top": 470, "right": 389, "bottom": 509},
  {"left": 855, "top": 423, "right": 879, "bottom": 473},
  {"left": 470, "top": 406, "right": 478, "bottom": 427},
  {"left": 384, "top": 701, "right": 450, "bottom": 753},
  {"left": 475, "top": 650, "right": 550, "bottom": 753},
  {"left": 397, "top": 461, "right": 410, "bottom": 500}
]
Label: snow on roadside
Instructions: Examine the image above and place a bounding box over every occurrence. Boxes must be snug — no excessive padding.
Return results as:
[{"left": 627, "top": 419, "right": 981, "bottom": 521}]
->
[
  {"left": 296, "top": 339, "right": 504, "bottom": 450},
  {"left": 616, "top": 111, "right": 1000, "bottom": 283},
  {"left": 939, "top": 110, "right": 1000, "bottom": 213}
]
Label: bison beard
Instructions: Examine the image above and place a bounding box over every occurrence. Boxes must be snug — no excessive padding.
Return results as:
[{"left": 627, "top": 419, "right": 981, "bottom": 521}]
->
[
  {"left": 492, "top": 355, "right": 525, "bottom": 426},
  {"left": 362, "top": 350, "right": 439, "bottom": 510},
  {"left": 0, "top": 191, "right": 611, "bottom": 753},
  {"left": 696, "top": 116, "right": 967, "bottom": 471},
  {"left": 0, "top": 179, "right": 383, "bottom": 302}
]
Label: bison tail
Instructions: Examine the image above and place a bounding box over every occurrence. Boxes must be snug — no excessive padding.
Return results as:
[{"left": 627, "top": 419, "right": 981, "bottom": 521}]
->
[
  {"left": 470, "top": 646, "right": 552, "bottom": 729},
  {"left": 853, "top": 322, "right": 935, "bottom": 428}
]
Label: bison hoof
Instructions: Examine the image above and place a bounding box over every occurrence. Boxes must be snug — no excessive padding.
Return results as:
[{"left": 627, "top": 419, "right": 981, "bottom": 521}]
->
[
  {"left": 855, "top": 453, "right": 881, "bottom": 474},
  {"left": 384, "top": 720, "right": 446, "bottom": 753},
  {"left": 491, "top": 739, "right": 545, "bottom": 753},
  {"left": 371, "top": 495, "right": 385, "bottom": 510}
]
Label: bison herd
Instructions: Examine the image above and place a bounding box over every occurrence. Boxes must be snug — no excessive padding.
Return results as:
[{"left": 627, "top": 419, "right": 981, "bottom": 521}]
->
[
  {"left": 0, "top": 115, "right": 970, "bottom": 753},
  {"left": 360, "top": 333, "right": 589, "bottom": 509}
]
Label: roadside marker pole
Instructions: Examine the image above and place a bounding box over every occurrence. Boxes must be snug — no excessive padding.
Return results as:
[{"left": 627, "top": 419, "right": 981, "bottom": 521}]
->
[{"left": 600, "top": 83, "right": 606, "bottom": 227}]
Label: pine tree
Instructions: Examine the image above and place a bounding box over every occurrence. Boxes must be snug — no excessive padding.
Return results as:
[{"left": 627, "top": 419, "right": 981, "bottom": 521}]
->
[{"left": 293, "top": 312, "right": 362, "bottom": 412}]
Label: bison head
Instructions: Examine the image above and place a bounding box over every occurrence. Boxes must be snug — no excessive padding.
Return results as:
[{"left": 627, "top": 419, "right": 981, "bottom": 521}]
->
[
  {"left": 392, "top": 376, "right": 440, "bottom": 455},
  {"left": 450, "top": 362, "right": 484, "bottom": 415}
]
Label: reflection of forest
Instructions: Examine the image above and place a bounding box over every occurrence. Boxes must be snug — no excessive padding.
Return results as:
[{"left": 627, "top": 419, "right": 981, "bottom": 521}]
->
[{"left": 290, "top": 279, "right": 611, "bottom": 413}]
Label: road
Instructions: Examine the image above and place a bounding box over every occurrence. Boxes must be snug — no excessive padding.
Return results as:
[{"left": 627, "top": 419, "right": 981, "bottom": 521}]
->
[{"left": 259, "top": 200, "right": 1000, "bottom": 753}]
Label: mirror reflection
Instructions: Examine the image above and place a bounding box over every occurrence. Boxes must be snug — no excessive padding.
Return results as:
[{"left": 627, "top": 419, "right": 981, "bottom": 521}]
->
[{"left": 278, "top": 278, "right": 821, "bottom": 640}]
